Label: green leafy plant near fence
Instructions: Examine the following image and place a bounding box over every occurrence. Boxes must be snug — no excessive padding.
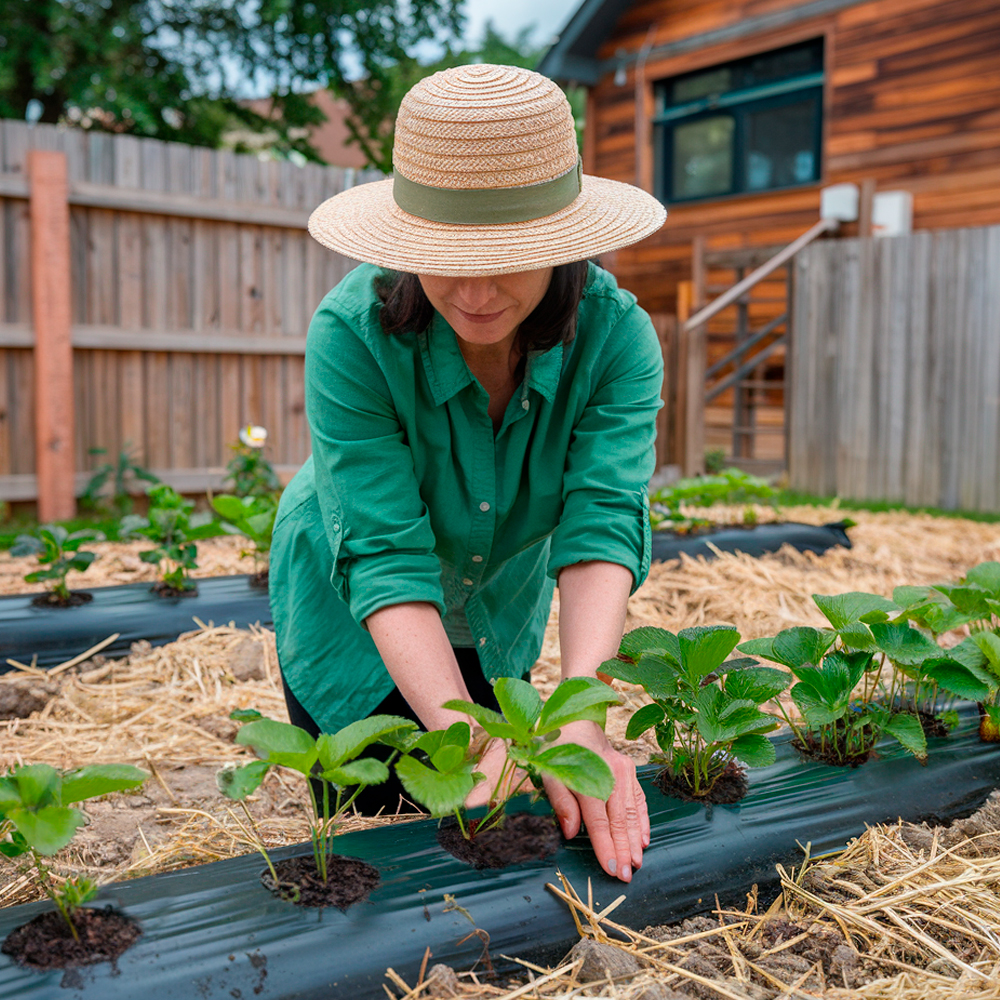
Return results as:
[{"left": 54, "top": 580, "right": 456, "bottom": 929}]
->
[
  {"left": 650, "top": 468, "right": 780, "bottom": 531},
  {"left": 225, "top": 426, "right": 281, "bottom": 499},
  {"left": 80, "top": 444, "right": 160, "bottom": 517},
  {"left": 10, "top": 526, "right": 104, "bottom": 602},
  {"left": 210, "top": 493, "right": 278, "bottom": 581},
  {"left": 0, "top": 764, "right": 147, "bottom": 940},
  {"left": 601, "top": 626, "right": 788, "bottom": 797},
  {"left": 119, "top": 484, "right": 217, "bottom": 593},
  {"left": 398, "top": 677, "right": 618, "bottom": 838}
]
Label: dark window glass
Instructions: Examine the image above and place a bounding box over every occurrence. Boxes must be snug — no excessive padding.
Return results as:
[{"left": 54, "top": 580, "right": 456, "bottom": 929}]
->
[
  {"left": 744, "top": 95, "right": 820, "bottom": 191},
  {"left": 673, "top": 115, "right": 735, "bottom": 198},
  {"left": 655, "top": 39, "right": 824, "bottom": 202}
]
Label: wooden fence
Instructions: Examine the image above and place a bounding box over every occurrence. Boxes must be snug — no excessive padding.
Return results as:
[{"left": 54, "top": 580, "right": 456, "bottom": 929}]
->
[
  {"left": 0, "top": 118, "right": 381, "bottom": 518},
  {"left": 790, "top": 225, "right": 1000, "bottom": 512}
]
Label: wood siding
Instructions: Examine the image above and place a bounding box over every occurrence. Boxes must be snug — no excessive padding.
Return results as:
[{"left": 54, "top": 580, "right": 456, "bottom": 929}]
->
[{"left": 589, "top": 0, "right": 1000, "bottom": 314}]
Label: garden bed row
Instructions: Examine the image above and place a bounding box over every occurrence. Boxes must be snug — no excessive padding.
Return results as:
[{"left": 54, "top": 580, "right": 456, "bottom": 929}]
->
[
  {"left": 0, "top": 704, "right": 995, "bottom": 999},
  {"left": 0, "top": 521, "right": 850, "bottom": 672}
]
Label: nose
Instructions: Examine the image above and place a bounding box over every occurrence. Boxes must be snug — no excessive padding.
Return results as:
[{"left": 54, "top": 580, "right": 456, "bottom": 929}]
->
[{"left": 452, "top": 277, "right": 498, "bottom": 312}]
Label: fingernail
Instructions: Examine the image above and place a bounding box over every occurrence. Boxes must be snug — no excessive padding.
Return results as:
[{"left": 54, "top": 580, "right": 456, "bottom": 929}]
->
[
  {"left": 607, "top": 858, "right": 617, "bottom": 874},
  {"left": 622, "top": 865, "right": 631, "bottom": 881}
]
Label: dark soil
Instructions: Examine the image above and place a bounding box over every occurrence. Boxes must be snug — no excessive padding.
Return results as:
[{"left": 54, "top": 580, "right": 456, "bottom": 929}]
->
[
  {"left": 794, "top": 725, "right": 875, "bottom": 767},
  {"left": 260, "top": 854, "right": 380, "bottom": 910},
  {"left": 151, "top": 582, "right": 198, "bottom": 598},
  {"left": 1, "top": 906, "right": 141, "bottom": 970},
  {"left": 29, "top": 591, "right": 93, "bottom": 609},
  {"left": 0, "top": 676, "right": 59, "bottom": 720},
  {"left": 916, "top": 710, "right": 950, "bottom": 740},
  {"left": 437, "top": 812, "right": 562, "bottom": 869},
  {"left": 249, "top": 570, "right": 269, "bottom": 590},
  {"left": 653, "top": 760, "right": 749, "bottom": 804}
]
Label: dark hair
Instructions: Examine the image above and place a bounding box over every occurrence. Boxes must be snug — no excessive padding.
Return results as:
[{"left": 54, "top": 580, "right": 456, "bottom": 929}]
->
[{"left": 374, "top": 261, "right": 591, "bottom": 356}]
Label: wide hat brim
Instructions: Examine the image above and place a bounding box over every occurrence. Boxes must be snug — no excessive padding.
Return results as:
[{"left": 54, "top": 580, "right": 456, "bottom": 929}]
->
[{"left": 307, "top": 174, "right": 666, "bottom": 276}]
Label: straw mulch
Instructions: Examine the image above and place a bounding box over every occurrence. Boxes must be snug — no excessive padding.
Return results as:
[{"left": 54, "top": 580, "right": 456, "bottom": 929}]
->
[
  {"left": 0, "top": 624, "right": 421, "bottom": 910},
  {"left": 0, "top": 533, "right": 253, "bottom": 597},
  {"left": 1, "top": 502, "right": 999, "bottom": 998},
  {"left": 395, "top": 792, "right": 1000, "bottom": 1000}
]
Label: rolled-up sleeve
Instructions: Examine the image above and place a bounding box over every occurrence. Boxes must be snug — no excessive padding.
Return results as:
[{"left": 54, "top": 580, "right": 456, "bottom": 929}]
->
[
  {"left": 305, "top": 302, "right": 445, "bottom": 625},
  {"left": 547, "top": 302, "right": 663, "bottom": 593}
]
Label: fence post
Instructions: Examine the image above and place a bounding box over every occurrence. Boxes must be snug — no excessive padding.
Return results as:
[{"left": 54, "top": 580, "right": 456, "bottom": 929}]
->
[
  {"left": 676, "top": 281, "right": 706, "bottom": 477},
  {"left": 29, "top": 150, "right": 76, "bottom": 522}
]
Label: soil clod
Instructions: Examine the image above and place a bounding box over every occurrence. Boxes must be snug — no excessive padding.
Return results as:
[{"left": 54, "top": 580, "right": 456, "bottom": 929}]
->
[
  {"left": 1, "top": 907, "right": 141, "bottom": 970},
  {"left": 260, "top": 854, "right": 379, "bottom": 909},
  {"left": 653, "top": 761, "right": 748, "bottom": 804},
  {"left": 151, "top": 582, "right": 198, "bottom": 598},
  {"left": 28, "top": 591, "right": 93, "bottom": 609},
  {"left": 793, "top": 726, "right": 875, "bottom": 767},
  {"left": 437, "top": 813, "right": 562, "bottom": 869}
]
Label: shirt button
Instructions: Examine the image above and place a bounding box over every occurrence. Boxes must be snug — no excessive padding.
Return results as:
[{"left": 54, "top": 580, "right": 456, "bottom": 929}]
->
[
  {"left": 479, "top": 501, "right": 490, "bottom": 512},
  {"left": 521, "top": 399, "right": 529, "bottom": 411},
  {"left": 471, "top": 555, "right": 483, "bottom": 563},
  {"left": 462, "top": 578, "right": 474, "bottom": 586},
  {"left": 478, "top": 637, "right": 487, "bottom": 647}
]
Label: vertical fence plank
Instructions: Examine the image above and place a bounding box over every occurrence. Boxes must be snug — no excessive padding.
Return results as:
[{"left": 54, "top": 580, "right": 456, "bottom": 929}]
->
[
  {"left": 903, "top": 232, "right": 931, "bottom": 506},
  {"left": 166, "top": 141, "right": 194, "bottom": 472},
  {"left": 980, "top": 228, "right": 1000, "bottom": 512},
  {"left": 114, "top": 134, "right": 146, "bottom": 470},
  {"left": 141, "top": 139, "right": 170, "bottom": 472},
  {"left": 29, "top": 150, "right": 76, "bottom": 520}
]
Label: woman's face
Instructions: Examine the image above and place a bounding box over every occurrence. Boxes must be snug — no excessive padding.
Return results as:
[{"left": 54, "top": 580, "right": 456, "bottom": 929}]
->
[{"left": 417, "top": 268, "right": 553, "bottom": 350}]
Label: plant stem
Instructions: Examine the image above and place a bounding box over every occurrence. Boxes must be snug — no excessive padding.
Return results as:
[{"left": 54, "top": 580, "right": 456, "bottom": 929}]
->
[
  {"left": 238, "top": 802, "right": 280, "bottom": 885},
  {"left": 32, "top": 852, "right": 79, "bottom": 943}
]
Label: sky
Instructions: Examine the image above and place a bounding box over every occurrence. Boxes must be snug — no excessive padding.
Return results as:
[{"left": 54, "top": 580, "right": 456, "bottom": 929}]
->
[{"left": 459, "top": 0, "right": 581, "bottom": 50}]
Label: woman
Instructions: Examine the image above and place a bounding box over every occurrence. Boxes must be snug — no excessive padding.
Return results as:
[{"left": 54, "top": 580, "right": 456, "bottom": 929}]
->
[{"left": 270, "top": 64, "right": 666, "bottom": 884}]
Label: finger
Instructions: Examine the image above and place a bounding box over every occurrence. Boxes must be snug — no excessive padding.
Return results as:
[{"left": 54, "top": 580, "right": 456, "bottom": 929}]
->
[
  {"left": 543, "top": 774, "right": 581, "bottom": 839},
  {"left": 617, "top": 761, "right": 645, "bottom": 869},
  {"left": 605, "top": 767, "right": 639, "bottom": 880},
  {"left": 578, "top": 794, "right": 632, "bottom": 882},
  {"left": 638, "top": 780, "right": 651, "bottom": 848}
]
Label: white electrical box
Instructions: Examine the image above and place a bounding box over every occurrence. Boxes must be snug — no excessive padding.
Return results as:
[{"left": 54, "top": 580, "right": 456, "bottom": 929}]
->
[
  {"left": 820, "top": 183, "right": 859, "bottom": 222},
  {"left": 872, "top": 190, "right": 913, "bottom": 237}
]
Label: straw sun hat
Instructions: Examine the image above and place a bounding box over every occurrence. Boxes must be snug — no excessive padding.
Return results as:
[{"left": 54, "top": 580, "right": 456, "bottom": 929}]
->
[{"left": 307, "top": 63, "right": 666, "bottom": 276}]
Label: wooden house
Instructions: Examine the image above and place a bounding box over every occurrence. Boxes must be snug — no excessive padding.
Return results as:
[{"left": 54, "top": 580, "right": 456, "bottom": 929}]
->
[{"left": 540, "top": 0, "right": 1000, "bottom": 472}]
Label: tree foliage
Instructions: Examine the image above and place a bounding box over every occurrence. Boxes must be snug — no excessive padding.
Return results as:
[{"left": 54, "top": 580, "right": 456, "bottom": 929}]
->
[{"left": 0, "top": 0, "right": 465, "bottom": 164}]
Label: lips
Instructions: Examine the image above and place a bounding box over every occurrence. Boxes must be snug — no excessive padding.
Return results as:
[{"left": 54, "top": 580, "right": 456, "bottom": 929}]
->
[{"left": 455, "top": 306, "right": 507, "bottom": 324}]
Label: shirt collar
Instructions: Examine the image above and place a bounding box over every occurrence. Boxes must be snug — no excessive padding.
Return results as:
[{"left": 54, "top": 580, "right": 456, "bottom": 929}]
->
[
  {"left": 420, "top": 312, "right": 476, "bottom": 406},
  {"left": 420, "top": 311, "right": 565, "bottom": 407},
  {"left": 524, "top": 343, "right": 563, "bottom": 403}
]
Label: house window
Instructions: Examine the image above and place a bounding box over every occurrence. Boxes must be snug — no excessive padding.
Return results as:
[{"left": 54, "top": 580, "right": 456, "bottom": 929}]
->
[{"left": 654, "top": 39, "right": 824, "bottom": 203}]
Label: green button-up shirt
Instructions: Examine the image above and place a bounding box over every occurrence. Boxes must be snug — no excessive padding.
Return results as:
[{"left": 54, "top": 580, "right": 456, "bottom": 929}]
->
[{"left": 270, "top": 262, "right": 662, "bottom": 733}]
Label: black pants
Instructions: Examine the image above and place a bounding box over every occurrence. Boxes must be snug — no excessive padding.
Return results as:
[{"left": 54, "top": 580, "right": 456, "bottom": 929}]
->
[{"left": 280, "top": 648, "right": 503, "bottom": 816}]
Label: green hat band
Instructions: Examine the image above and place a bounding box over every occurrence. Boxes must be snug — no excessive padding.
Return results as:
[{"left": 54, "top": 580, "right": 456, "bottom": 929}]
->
[{"left": 392, "top": 159, "right": 583, "bottom": 225}]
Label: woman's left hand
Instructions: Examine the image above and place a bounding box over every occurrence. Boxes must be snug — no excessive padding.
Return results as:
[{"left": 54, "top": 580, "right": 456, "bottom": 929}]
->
[{"left": 541, "top": 719, "right": 649, "bottom": 882}]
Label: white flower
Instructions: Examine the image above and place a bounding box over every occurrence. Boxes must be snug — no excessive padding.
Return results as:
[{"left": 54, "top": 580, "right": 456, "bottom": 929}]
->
[{"left": 239, "top": 424, "right": 267, "bottom": 449}]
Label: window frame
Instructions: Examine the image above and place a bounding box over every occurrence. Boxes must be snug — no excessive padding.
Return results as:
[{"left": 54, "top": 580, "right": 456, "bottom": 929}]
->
[{"left": 653, "top": 42, "right": 825, "bottom": 205}]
